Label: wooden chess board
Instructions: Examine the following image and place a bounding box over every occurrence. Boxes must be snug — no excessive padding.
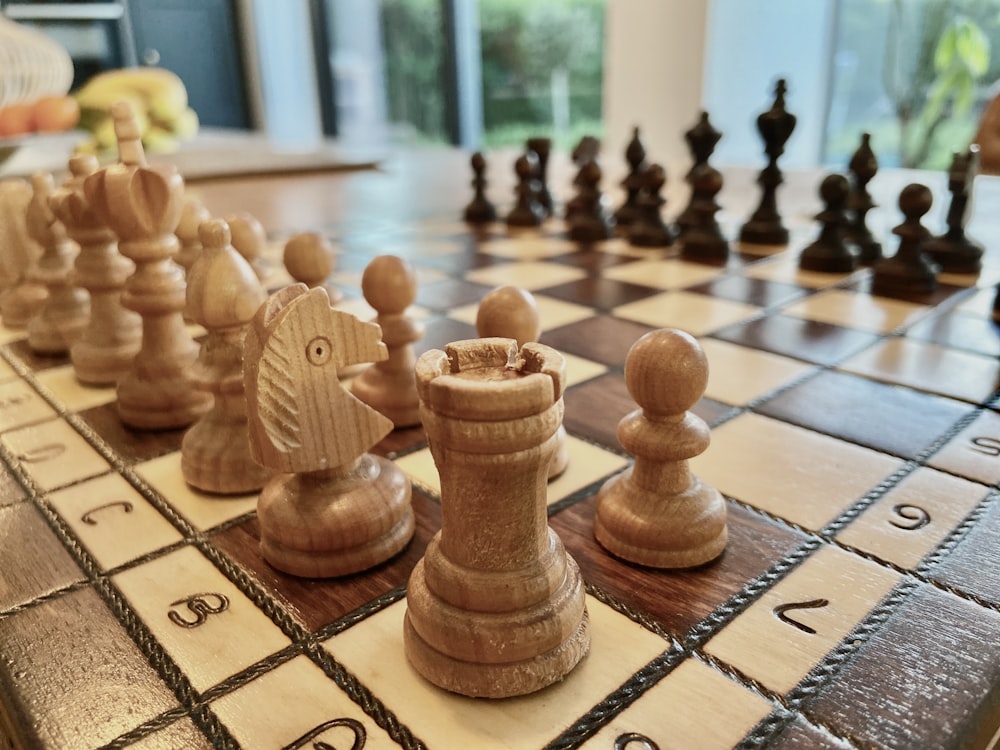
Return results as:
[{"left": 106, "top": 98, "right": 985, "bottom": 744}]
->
[{"left": 1, "top": 152, "right": 1000, "bottom": 750}]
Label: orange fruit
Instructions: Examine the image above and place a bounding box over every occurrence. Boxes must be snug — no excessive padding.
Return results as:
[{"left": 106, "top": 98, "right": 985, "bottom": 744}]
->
[
  {"left": 0, "top": 103, "right": 35, "bottom": 137},
  {"left": 32, "top": 95, "right": 80, "bottom": 133}
]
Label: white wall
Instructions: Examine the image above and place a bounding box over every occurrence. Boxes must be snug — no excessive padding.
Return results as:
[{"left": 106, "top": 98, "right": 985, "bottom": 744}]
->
[{"left": 603, "top": 0, "right": 836, "bottom": 178}]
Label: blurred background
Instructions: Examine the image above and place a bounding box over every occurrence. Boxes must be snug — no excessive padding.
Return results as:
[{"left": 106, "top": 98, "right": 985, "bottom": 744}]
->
[{"left": 3, "top": 0, "right": 999, "bottom": 169}]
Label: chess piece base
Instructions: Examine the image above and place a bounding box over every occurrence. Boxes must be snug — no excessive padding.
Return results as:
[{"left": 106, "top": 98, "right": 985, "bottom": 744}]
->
[
  {"left": 798, "top": 242, "right": 859, "bottom": 274},
  {"left": 924, "top": 235, "right": 983, "bottom": 274},
  {"left": 739, "top": 222, "right": 789, "bottom": 246},
  {"left": 258, "top": 454, "right": 415, "bottom": 578},
  {"left": 594, "top": 469, "right": 728, "bottom": 568},
  {"left": 71, "top": 336, "right": 141, "bottom": 386},
  {"left": 117, "top": 360, "right": 212, "bottom": 431},
  {"left": 681, "top": 233, "right": 730, "bottom": 262},
  {"left": 1, "top": 284, "right": 48, "bottom": 329},
  {"left": 181, "top": 410, "right": 272, "bottom": 495},
  {"left": 404, "top": 532, "right": 590, "bottom": 698},
  {"left": 872, "top": 256, "right": 939, "bottom": 298}
]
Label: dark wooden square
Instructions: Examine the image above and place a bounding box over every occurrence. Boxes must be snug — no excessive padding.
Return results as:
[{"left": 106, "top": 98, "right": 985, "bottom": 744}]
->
[
  {"left": 540, "top": 315, "right": 655, "bottom": 367},
  {"left": 549, "top": 499, "right": 808, "bottom": 638},
  {"left": 712, "top": 315, "right": 882, "bottom": 366},
  {"left": 926, "top": 497, "right": 1000, "bottom": 608},
  {"left": 414, "top": 317, "right": 477, "bottom": 357},
  {"left": 0, "top": 586, "right": 180, "bottom": 748},
  {"left": 4, "top": 340, "right": 67, "bottom": 373},
  {"left": 416, "top": 278, "right": 494, "bottom": 311},
  {"left": 0, "top": 503, "right": 83, "bottom": 613},
  {"left": 808, "top": 584, "right": 1000, "bottom": 750},
  {"left": 755, "top": 370, "right": 974, "bottom": 460},
  {"left": 211, "top": 489, "right": 441, "bottom": 634},
  {"left": 906, "top": 310, "right": 1000, "bottom": 358},
  {"left": 77, "top": 403, "right": 186, "bottom": 466},
  {"left": 686, "top": 274, "right": 809, "bottom": 309},
  {"left": 538, "top": 277, "right": 660, "bottom": 312}
]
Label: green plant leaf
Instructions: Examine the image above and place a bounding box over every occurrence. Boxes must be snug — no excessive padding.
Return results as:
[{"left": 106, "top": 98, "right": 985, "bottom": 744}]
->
[
  {"left": 935, "top": 23, "right": 958, "bottom": 72},
  {"left": 956, "top": 21, "right": 990, "bottom": 75}
]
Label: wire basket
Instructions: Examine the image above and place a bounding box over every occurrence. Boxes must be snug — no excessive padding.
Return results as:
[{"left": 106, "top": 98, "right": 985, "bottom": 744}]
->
[{"left": 0, "top": 17, "right": 74, "bottom": 109}]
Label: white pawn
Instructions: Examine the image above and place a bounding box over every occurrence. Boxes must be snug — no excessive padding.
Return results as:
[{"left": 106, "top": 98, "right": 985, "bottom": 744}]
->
[
  {"left": 283, "top": 231, "right": 342, "bottom": 304},
  {"left": 351, "top": 255, "right": 424, "bottom": 427},
  {"left": 594, "top": 329, "right": 727, "bottom": 568},
  {"left": 476, "top": 286, "right": 568, "bottom": 479}
]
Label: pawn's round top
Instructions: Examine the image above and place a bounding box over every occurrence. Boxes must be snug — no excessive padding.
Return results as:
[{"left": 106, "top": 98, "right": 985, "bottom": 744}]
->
[
  {"left": 644, "top": 164, "right": 666, "bottom": 192},
  {"left": 362, "top": 254, "right": 416, "bottom": 314},
  {"left": 580, "top": 160, "right": 602, "bottom": 185},
  {"left": 624, "top": 328, "right": 708, "bottom": 417},
  {"left": 186, "top": 218, "right": 266, "bottom": 328},
  {"left": 227, "top": 212, "right": 266, "bottom": 262},
  {"left": 470, "top": 151, "right": 486, "bottom": 173},
  {"left": 819, "top": 173, "right": 849, "bottom": 207},
  {"left": 476, "top": 286, "right": 540, "bottom": 346},
  {"left": 68, "top": 153, "right": 99, "bottom": 179},
  {"left": 283, "top": 231, "right": 335, "bottom": 287},
  {"left": 176, "top": 198, "right": 210, "bottom": 244},
  {"left": 515, "top": 152, "right": 539, "bottom": 180},
  {"left": 898, "top": 183, "right": 933, "bottom": 219}
]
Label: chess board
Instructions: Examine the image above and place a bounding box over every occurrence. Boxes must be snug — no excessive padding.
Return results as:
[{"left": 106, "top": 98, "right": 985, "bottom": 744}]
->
[{"left": 1, "top": 153, "right": 1000, "bottom": 750}]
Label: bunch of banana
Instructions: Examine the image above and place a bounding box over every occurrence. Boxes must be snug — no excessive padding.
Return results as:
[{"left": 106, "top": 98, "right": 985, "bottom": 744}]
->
[{"left": 74, "top": 67, "right": 199, "bottom": 155}]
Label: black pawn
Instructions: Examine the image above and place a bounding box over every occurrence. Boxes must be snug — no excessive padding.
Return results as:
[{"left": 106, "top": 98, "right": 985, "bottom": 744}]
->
[
  {"left": 568, "top": 161, "right": 614, "bottom": 243},
  {"left": 565, "top": 135, "right": 601, "bottom": 221},
  {"left": 463, "top": 152, "right": 497, "bottom": 224},
  {"left": 846, "top": 132, "right": 882, "bottom": 264},
  {"left": 526, "top": 137, "right": 554, "bottom": 217},
  {"left": 872, "top": 183, "right": 940, "bottom": 298},
  {"left": 680, "top": 165, "right": 729, "bottom": 261},
  {"left": 629, "top": 164, "right": 675, "bottom": 248},
  {"left": 799, "top": 174, "right": 859, "bottom": 273},
  {"left": 507, "top": 152, "right": 546, "bottom": 228},
  {"left": 677, "top": 111, "right": 723, "bottom": 235},
  {"left": 924, "top": 147, "right": 984, "bottom": 274},
  {"left": 740, "top": 78, "right": 797, "bottom": 245},
  {"left": 614, "top": 126, "right": 648, "bottom": 227}
]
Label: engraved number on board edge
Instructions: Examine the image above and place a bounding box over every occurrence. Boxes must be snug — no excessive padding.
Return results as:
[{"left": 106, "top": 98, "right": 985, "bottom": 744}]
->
[
  {"left": 614, "top": 733, "right": 660, "bottom": 750},
  {"left": 970, "top": 436, "right": 1000, "bottom": 457},
  {"left": 17, "top": 442, "right": 66, "bottom": 463},
  {"left": 282, "top": 718, "right": 367, "bottom": 750},
  {"left": 167, "top": 592, "right": 230, "bottom": 628},
  {"left": 888, "top": 503, "right": 931, "bottom": 531},
  {"left": 80, "top": 500, "right": 134, "bottom": 525},
  {"left": 772, "top": 598, "right": 829, "bottom": 634},
  {"left": 0, "top": 391, "right": 32, "bottom": 410}
]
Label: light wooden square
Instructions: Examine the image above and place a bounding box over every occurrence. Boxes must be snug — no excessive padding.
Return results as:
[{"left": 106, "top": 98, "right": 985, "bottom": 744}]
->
[
  {"left": 602, "top": 258, "right": 723, "bottom": 290},
  {"left": 927, "top": 410, "right": 1000, "bottom": 485},
  {"left": 211, "top": 655, "right": 396, "bottom": 748},
  {"left": 34, "top": 365, "right": 117, "bottom": 412},
  {"left": 704, "top": 544, "right": 901, "bottom": 695},
  {"left": 781, "top": 289, "right": 930, "bottom": 333},
  {"left": 0, "top": 378, "right": 56, "bottom": 433},
  {"left": 613, "top": 291, "right": 760, "bottom": 336},
  {"left": 0, "top": 323, "right": 26, "bottom": 345},
  {"left": 135, "top": 453, "right": 258, "bottom": 531},
  {"left": 465, "top": 262, "right": 587, "bottom": 291},
  {"left": 476, "top": 234, "right": 579, "bottom": 260},
  {"left": 47, "top": 473, "right": 184, "bottom": 571},
  {"left": 742, "top": 252, "right": 861, "bottom": 289},
  {"left": 112, "top": 545, "right": 290, "bottom": 693},
  {"left": 322, "top": 597, "right": 669, "bottom": 749},
  {"left": 0, "top": 356, "right": 18, "bottom": 384},
  {"left": 2, "top": 418, "right": 109, "bottom": 492},
  {"left": 699, "top": 338, "right": 816, "bottom": 406},
  {"left": 839, "top": 338, "right": 999, "bottom": 404},
  {"left": 835, "top": 467, "right": 988, "bottom": 569},
  {"left": 396, "top": 435, "right": 628, "bottom": 504},
  {"left": 581, "top": 658, "right": 773, "bottom": 749},
  {"left": 690, "top": 412, "right": 901, "bottom": 530}
]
